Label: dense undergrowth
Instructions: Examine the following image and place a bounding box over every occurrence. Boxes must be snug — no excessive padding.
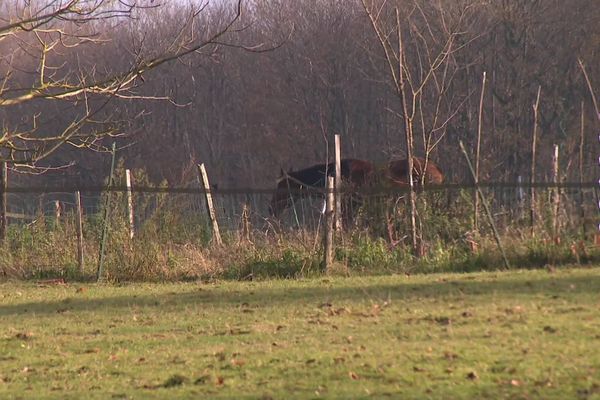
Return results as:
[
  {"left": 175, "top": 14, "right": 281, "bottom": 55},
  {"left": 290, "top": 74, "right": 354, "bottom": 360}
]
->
[
  {"left": 2, "top": 163, "right": 597, "bottom": 281},
  {"left": 0, "top": 210, "right": 597, "bottom": 282}
]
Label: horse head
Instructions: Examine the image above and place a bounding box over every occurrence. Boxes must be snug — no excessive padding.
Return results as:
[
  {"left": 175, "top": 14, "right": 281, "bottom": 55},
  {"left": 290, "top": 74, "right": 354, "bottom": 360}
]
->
[{"left": 269, "top": 172, "right": 297, "bottom": 217}]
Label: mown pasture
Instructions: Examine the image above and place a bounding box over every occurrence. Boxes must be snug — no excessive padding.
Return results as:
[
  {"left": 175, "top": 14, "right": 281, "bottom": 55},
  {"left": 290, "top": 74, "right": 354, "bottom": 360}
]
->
[{"left": 0, "top": 267, "right": 599, "bottom": 399}]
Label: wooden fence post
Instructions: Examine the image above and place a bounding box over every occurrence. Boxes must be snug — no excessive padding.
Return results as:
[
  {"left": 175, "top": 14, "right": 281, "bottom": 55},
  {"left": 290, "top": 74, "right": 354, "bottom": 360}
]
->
[
  {"left": 323, "top": 177, "right": 335, "bottom": 272},
  {"left": 578, "top": 101, "right": 586, "bottom": 238},
  {"left": 54, "top": 200, "right": 61, "bottom": 227},
  {"left": 530, "top": 86, "right": 541, "bottom": 237},
  {"left": 474, "top": 71, "right": 486, "bottom": 232},
  {"left": 0, "top": 162, "right": 6, "bottom": 243},
  {"left": 241, "top": 203, "right": 251, "bottom": 243},
  {"left": 552, "top": 144, "right": 560, "bottom": 243},
  {"left": 517, "top": 175, "right": 524, "bottom": 219},
  {"left": 198, "top": 163, "right": 222, "bottom": 246},
  {"left": 75, "top": 191, "right": 84, "bottom": 274},
  {"left": 125, "top": 169, "right": 135, "bottom": 239},
  {"left": 334, "top": 134, "right": 342, "bottom": 231}
]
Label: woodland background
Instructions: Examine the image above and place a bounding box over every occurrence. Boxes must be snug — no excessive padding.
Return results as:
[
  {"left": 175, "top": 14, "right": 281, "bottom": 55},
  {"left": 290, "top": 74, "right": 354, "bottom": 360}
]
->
[{"left": 2, "top": 0, "right": 599, "bottom": 190}]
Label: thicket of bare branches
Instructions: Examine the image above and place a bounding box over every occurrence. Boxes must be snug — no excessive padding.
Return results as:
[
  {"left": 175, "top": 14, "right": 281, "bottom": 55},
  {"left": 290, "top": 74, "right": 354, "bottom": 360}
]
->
[
  {"left": 0, "top": 0, "right": 244, "bottom": 171},
  {"left": 3, "top": 0, "right": 599, "bottom": 188}
]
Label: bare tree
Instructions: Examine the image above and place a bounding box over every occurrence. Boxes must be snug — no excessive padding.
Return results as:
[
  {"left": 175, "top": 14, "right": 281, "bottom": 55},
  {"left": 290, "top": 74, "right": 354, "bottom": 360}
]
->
[
  {"left": 0, "top": 0, "right": 245, "bottom": 170},
  {"left": 361, "top": 0, "right": 476, "bottom": 254}
]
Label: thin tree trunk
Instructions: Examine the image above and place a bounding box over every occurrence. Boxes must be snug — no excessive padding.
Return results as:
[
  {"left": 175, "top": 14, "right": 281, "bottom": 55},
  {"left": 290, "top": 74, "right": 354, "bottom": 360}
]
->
[
  {"left": 0, "top": 162, "right": 6, "bottom": 243},
  {"left": 75, "top": 191, "right": 84, "bottom": 274},
  {"left": 395, "top": 8, "right": 419, "bottom": 256}
]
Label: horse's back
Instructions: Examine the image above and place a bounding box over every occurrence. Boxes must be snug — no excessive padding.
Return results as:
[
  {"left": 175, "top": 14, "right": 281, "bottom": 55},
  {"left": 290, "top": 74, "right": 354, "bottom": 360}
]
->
[{"left": 387, "top": 157, "right": 444, "bottom": 185}]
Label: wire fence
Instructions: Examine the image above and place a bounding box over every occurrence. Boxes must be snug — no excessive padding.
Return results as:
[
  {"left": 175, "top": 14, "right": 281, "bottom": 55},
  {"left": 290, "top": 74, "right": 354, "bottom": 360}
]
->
[
  {"left": 1, "top": 180, "right": 598, "bottom": 280},
  {"left": 3, "top": 182, "right": 598, "bottom": 236}
]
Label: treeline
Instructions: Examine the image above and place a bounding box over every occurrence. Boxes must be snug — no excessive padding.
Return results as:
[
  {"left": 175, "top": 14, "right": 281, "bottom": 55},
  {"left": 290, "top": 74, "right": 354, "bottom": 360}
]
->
[{"left": 5, "top": 0, "right": 600, "bottom": 189}]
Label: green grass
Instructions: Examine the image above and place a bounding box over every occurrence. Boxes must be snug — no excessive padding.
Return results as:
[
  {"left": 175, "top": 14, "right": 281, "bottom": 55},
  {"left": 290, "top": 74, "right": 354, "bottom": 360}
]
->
[{"left": 1, "top": 267, "right": 599, "bottom": 399}]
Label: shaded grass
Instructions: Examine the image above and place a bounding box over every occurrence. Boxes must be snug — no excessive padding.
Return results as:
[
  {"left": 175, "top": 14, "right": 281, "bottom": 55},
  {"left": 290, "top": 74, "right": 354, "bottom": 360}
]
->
[{"left": 1, "top": 267, "right": 599, "bottom": 399}]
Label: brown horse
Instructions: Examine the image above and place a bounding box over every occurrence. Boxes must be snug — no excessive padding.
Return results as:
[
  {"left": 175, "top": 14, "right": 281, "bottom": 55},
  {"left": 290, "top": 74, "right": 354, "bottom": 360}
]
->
[
  {"left": 382, "top": 157, "right": 444, "bottom": 188},
  {"left": 269, "top": 158, "right": 375, "bottom": 218}
]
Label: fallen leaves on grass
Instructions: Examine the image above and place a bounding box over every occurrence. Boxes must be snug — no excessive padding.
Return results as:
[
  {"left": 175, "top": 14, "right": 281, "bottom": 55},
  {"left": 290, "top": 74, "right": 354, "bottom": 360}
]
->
[
  {"left": 15, "top": 332, "right": 33, "bottom": 340},
  {"left": 231, "top": 358, "right": 246, "bottom": 367},
  {"left": 466, "top": 371, "right": 479, "bottom": 380},
  {"left": 163, "top": 374, "right": 188, "bottom": 388},
  {"left": 84, "top": 348, "right": 100, "bottom": 354},
  {"left": 36, "top": 279, "right": 66, "bottom": 286},
  {"left": 505, "top": 306, "right": 525, "bottom": 314}
]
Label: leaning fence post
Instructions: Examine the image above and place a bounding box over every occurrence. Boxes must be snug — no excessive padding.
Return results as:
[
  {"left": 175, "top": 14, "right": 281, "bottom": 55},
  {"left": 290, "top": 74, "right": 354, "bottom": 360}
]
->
[
  {"left": 474, "top": 71, "right": 487, "bottom": 232},
  {"left": 459, "top": 141, "right": 510, "bottom": 269},
  {"left": 323, "top": 177, "right": 335, "bottom": 272},
  {"left": 97, "top": 142, "right": 117, "bottom": 282},
  {"left": 334, "top": 134, "right": 342, "bottom": 231},
  {"left": 0, "top": 161, "right": 7, "bottom": 243},
  {"left": 198, "top": 163, "right": 222, "bottom": 246},
  {"left": 530, "top": 86, "right": 541, "bottom": 237},
  {"left": 75, "top": 191, "right": 84, "bottom": 274},
  {"left": 125, "top": 169, "right": 135, "bottom": 239}
]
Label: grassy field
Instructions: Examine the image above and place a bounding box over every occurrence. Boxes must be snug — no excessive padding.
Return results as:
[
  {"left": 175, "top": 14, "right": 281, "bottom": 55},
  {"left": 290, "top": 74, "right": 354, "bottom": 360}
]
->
[{"left": 1, "top": 267, "right": 599, "bottom": 399}]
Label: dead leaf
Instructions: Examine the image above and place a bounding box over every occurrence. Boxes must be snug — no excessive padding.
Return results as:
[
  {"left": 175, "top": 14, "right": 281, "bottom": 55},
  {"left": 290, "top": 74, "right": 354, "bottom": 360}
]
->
[
  {"left": 510, "top": 379, "right": 521, "bottom": 386},
  {"left": 163, "top": 374, "right": 188, "bottom": 388},
  {"left": 215, "top": 376, "right": 225, "bottom": 386},
  {"left": 231, "top": 358, "right": 245, "bottom": 367},
  {"left": 467, "top": 371, "right": 478, "bottom": 380},
  {"left": 76, "top": 287, "right": 87, "bottom": 293},
  {"left": 15, "top": 332, "right": 33, "bottom": 340},
  {"left": 543, "top": 326, "right": 557, "bottom": 333},
  {"left": 371, "top": 304, "right": 381, "bottom": 316},
  {"left": 37, "top": 279, "right": 66, "bottom": 286},
  {"left": 349, "top": 371, "right": 359, "bottom": 380},
  {"left": 84, "top": 348, "right": 100, "bottom": 354}
]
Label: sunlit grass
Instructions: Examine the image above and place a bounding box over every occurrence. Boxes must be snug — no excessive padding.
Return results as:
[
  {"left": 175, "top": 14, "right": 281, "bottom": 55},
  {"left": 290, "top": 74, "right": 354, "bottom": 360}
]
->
[{"left": 1, "top": 267, "right": 599, "bottom": 399}]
